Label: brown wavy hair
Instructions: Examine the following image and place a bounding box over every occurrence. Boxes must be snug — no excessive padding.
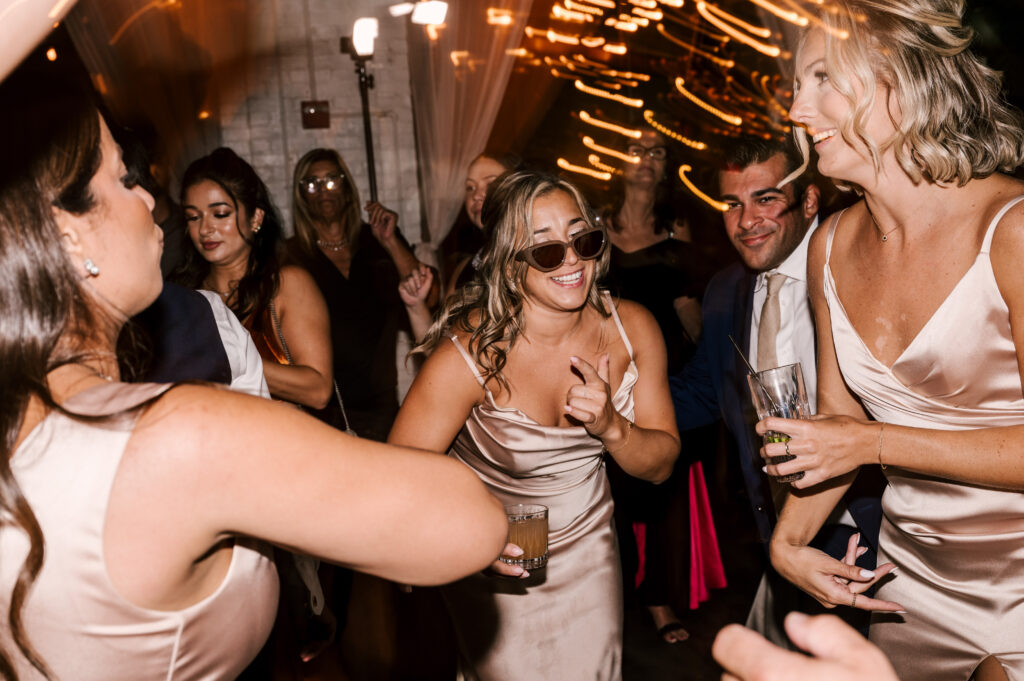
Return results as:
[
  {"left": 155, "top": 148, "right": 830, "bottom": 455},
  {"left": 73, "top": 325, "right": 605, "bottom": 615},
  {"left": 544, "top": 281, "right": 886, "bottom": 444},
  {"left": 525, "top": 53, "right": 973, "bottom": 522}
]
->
[
  {"left": 417, "top": 170, "right": 610, "bottom": 392},
  {"left": 798, "top": 0, "right": 1024, "bottom": 188}
]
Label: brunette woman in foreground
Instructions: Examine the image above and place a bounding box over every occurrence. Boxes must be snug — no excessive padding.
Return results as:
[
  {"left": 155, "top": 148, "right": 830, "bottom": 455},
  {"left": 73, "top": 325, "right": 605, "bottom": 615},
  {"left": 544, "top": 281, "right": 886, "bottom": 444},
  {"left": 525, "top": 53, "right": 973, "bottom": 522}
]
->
[{"left": 0, "top": 77, "right": 505, "bottom": 680}]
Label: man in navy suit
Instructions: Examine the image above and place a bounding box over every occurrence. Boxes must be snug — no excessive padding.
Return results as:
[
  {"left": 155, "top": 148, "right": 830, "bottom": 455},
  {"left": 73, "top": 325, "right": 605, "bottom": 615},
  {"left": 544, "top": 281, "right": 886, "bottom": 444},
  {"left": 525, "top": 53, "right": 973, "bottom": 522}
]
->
[{"left": 670, "top": 137, "right": 881, "bottom": 645}]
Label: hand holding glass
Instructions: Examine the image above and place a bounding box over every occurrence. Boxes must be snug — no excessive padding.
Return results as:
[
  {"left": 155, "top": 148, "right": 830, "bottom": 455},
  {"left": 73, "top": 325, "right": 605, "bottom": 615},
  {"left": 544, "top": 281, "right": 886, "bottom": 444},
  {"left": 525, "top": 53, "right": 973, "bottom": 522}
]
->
[
  {"left": 747, "top": 363, "right": 812, "bottom": 483},
  {"left": 499, "top": 504, "right": 549, "bottom": 570}
]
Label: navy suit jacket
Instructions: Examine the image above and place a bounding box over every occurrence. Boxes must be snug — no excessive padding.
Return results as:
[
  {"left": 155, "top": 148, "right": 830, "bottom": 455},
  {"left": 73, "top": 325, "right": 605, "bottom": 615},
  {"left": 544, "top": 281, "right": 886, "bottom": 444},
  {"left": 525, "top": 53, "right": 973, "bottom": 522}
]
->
[
  {"left": 132, "top": 283, "right": 232, "bottom": 385},
  {"left": 669, "top": 263, "right": 882, "bottom": 553}
]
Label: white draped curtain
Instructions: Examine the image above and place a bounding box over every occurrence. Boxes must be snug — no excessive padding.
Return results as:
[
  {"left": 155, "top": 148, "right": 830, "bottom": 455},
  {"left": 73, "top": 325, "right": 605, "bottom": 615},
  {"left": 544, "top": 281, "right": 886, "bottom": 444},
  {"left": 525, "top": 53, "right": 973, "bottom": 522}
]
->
[{"left": 406, "top": 0, "right": 532, "bottom": 260}]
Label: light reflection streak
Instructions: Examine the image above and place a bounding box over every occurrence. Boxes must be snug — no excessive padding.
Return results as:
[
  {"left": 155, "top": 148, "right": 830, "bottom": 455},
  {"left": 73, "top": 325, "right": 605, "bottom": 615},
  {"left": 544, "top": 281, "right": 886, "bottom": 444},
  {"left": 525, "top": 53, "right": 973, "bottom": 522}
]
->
[
  {"left": 583, "top": 136, "right": 641, "bottom": 163},
  {"left": 580, "top": 110, "right": 643, "bottom": 138},
  {"left": 558, "top": 158, "right": 613, "bottom": 180},
  {"left": 679, "top": 165, "right": 728, "bottom": 211},
  {"left": 675, "top": 77, "right": 743, "bottom": 125}
]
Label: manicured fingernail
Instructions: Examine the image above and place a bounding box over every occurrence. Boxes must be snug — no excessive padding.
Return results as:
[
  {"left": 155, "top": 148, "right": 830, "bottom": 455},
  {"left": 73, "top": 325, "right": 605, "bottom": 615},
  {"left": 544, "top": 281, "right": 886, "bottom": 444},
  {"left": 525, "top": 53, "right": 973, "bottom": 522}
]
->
[
  {"left": 570, "top": 356, "right": 579, "bottom": 363},
  {"left": 506, "top": 545, "right": 523, "bottom": 557},
  {"left": 854, "top": 533, "right": 860, "bottom": 543},
  {"left": 894, "top": 610, "right": 908, "bottom": 614},
  {"left": 564, "top": 405, "right": 572, "bottom": 413},
  {"left": 761, "top": 466, "right": 768, "bottom": 473},
  {"left": 859, "top": 569, "right": 875, "bottom": 579},
  {"left": 521, "top": 570, "right": 530, "bottom": 578},
  {"left": 889, "top": 567, "right": 899, "bottom": 575}
]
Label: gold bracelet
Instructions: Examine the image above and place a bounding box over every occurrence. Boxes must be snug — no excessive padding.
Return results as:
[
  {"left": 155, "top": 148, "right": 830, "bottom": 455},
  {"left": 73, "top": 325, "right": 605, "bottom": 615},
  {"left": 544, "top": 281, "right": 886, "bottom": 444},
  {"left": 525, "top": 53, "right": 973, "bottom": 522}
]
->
[
  {"left": 877, "top": 422, "right": 887, "bottom": 470},
  {"left": 607, "top": 419, "right": 634, "bottom": 453}
]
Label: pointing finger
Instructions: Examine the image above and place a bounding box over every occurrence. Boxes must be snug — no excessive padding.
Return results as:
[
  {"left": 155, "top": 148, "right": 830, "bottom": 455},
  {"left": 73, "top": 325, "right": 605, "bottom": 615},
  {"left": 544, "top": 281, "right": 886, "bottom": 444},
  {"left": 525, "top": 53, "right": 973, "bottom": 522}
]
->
[{"left": 570, "top": 356, "right": 602, "bottom": 385}]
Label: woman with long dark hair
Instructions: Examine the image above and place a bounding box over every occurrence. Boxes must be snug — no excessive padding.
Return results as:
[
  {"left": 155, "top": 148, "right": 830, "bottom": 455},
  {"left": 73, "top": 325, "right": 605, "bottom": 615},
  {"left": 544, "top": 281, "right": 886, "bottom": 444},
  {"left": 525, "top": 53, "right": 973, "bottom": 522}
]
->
[
  {"left": 0, "top": 76, "right": 505, "bottom": 680},
  {"left": 174, "top": 147, "right": 333, "bottom": 411}
]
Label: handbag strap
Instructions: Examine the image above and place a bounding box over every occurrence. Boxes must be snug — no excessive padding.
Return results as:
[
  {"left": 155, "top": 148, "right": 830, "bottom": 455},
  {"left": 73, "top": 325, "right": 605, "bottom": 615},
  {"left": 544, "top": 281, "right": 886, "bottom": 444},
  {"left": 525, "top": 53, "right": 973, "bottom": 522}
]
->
[{"left": 268, "top": 299, "right": 353, "bottom": 434}]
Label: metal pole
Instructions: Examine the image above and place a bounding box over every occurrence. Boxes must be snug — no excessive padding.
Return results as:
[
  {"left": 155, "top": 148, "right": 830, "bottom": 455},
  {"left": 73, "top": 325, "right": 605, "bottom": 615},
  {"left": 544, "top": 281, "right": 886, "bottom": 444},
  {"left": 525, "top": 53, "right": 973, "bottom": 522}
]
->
[{"left": 354, "top": 59, "right": 378, "bottom": 202}]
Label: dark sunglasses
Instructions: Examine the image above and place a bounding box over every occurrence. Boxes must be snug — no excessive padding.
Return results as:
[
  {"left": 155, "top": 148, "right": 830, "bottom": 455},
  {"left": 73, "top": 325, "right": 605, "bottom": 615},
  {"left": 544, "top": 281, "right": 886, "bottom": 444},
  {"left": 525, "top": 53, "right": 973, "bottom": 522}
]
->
[
  {"left": 515, "top": 228, "right": 606, "bottom": 272},
  {"left": 301, "top": 173, "right": 345, "bottom": 195}
]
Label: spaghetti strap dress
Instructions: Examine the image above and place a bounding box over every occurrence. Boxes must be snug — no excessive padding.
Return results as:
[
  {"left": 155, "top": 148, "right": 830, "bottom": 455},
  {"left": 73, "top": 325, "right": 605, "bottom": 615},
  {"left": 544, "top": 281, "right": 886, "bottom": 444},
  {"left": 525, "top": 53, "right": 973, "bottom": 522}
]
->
[
  {"left": 0, "top": 382, "right": 279, "bottom": 680},
  {"left": 440, "top": 294, "right": 635, "bottom": 681},
  {"left": 822, "top": 196, "right": 1024, "bottom": 680}
]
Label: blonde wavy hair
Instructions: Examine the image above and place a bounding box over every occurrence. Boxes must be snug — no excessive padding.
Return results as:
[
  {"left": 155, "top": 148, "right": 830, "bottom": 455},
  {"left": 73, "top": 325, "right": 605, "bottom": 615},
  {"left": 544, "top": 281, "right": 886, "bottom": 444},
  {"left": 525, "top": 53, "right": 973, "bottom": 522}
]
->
[
  {"left": 290, "top": 148, "right": 362, "bottom": 256},
  {"left": 794, "top": 0, "right": 1024, "bottom": 189},
  {"left": 417, "top": 170, "right": 610, "bottom": 392}
]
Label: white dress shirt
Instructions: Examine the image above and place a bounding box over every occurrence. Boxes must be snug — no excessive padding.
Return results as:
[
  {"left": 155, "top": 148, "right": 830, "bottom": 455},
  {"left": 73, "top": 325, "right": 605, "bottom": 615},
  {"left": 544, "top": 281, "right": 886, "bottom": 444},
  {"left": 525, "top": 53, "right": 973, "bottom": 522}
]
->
[
  {"left": 748, "top": 217, "right": 819, "bottom": 410},
  {"left": 197, "top": 290, "right": 270, "bottom": 399}
]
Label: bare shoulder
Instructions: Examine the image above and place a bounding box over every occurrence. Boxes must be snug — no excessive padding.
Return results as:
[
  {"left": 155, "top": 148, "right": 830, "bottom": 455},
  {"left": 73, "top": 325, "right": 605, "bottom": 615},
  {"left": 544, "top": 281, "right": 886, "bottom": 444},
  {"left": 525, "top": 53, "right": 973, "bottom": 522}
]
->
[
  {"left": 278, "top": 264, "right": 322, "bottom": 297},
  {"left": 988, "top": 179, "right": 1024, "bottom": 298},
  {"left": 606, "top": 296, "right": 662, "bottom": 350}
]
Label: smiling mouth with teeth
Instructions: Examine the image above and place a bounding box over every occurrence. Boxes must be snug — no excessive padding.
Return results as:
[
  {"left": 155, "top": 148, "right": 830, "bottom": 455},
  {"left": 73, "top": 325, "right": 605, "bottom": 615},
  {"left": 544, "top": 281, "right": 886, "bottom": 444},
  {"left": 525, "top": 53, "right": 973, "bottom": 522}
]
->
[
  {"left": 552, "top": 270, "right": 584, "bottom": 285},
  {"left": 812, "top": 129, "right": 837, "bottom": 144}
]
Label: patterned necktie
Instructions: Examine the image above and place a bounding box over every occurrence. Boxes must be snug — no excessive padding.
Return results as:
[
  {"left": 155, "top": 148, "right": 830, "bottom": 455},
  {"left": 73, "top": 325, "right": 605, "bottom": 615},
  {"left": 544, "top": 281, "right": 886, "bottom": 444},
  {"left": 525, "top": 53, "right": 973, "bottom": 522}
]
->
[{"left": 756, "top": 272, "right": 788, "bottom": 371}]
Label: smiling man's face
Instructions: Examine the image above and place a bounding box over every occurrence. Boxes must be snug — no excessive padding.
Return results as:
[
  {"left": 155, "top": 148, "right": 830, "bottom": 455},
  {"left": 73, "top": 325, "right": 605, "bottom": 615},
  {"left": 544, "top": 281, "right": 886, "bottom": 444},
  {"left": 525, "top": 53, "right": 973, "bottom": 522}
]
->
[{"left": 719, "top": 152, "right": 818, "bottom": 272}]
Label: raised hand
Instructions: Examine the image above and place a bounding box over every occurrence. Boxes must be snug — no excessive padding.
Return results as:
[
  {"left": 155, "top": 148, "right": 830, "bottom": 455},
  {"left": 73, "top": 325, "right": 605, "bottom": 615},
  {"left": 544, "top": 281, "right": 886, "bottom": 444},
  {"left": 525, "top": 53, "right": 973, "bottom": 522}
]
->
[
  {"left": 713, "top": 612, "right": 899, "bottom": 681},
  {"left": 564, "top": 354, "right": 620, "bottom": 440},
  {"left": 365, "top": 201, "right": 398, "bottom": 243},
  {"left": 398, "top": 263, "right": 433, "bottom": 308}
]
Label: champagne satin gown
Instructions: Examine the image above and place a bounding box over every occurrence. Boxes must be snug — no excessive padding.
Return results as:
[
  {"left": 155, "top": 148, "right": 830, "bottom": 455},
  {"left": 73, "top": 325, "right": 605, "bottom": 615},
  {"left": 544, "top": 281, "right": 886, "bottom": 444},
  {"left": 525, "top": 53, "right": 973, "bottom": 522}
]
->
[
  {"left": 822, "top": 196, "right": 1024, "bottom": 680},
  {"left": 440, "top": 296, "right": 633, "bottom": 681}
]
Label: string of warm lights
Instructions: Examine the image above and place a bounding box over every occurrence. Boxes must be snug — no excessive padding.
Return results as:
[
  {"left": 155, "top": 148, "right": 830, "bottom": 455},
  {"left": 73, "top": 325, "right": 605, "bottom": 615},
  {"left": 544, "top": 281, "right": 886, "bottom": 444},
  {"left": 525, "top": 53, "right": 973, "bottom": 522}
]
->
[
  {"left": 674, "top": 77, "right": 743, "bottom": 125},
  {"left": 487, "top": 8, "right": 514, "bottom": 25},
  {"left": 574, "top": 79, "right": 643, "bottom": 106},
  {"left": 552, "top": 5, "right": 592, "bottom": 22},
  {"left": 631, "top": 7, "right": 663, "bottom": 20},
  {"left": 703, "top": 2, "right": 771, "bottom": 38},
  {"left": 582, "top": 136, "right": 640, "bottom": 163},
  {"left": 663, "top": 8, "right": 730, "bottom": 42},
  {"left": 558, "top": 157, "right": 613, "bottom": 180},
  {"left": 695, "top": 2, "right": 781, "bottom": 57},
  {"left": 744, "top": 0, "right": 809, "bottom": 27},
  {"left": 623, "top": 13, "right": 650, "bottom": 27},
  {"left": 656, "top": 23, "right": 734, "bottom": 67},
  {"left": 657, "top": 0, "right": 684, "bottom": 6},
  {"left": 578, "top": 0, "right": 615, "bottom": 8},
  {"left": 580, "top": 36, "right": 607, "bottom": 47},
  {"left": 679, "top": 165, "right": 728, "bottom": 211},
  {"left": 588, "top": 154, "right": 622, "bottom": 175},
  {"left": 602, "top": 43, "right": 628, "bottom": 54},
  {"left": 564, "top": 0, "right": 604, "bottom": 15},
  {"left": 643, "top": 110, "right": 708, "bottom": 150},
  {"left": 580, "top": 110, "right": 643, "bottom": 138},
  {"left": 604, "top": 17, "right": 639, "bottom": 31}
]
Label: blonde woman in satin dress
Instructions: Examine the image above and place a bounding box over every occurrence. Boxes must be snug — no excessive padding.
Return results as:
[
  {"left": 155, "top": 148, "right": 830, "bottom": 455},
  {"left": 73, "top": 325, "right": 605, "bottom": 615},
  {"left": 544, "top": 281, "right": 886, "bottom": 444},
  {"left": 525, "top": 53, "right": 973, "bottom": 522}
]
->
[
  {"left": 0, "top": 77, "right": 507, "bottom": 680},
  {"left": 389, "top": 170, "right": 680, "bottom": 680},
  {"left": 760, "top": 1, "right": 1024, "bottom": 680}
]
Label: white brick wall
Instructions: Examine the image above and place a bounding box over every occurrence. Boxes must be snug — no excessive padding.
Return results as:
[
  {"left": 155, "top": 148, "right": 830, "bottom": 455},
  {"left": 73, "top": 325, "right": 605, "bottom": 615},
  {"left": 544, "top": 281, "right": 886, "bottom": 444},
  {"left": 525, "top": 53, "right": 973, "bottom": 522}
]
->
[{"left": 218, "top": 0, "right": 422, "bottom": 243}]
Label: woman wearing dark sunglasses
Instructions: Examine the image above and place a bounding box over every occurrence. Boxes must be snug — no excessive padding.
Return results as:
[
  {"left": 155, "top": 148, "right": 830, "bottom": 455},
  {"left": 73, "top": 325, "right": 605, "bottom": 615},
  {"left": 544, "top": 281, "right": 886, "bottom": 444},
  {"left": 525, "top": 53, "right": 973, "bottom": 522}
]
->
[{"left": 389, "top": 170, "right": 680, "bottom": 680}]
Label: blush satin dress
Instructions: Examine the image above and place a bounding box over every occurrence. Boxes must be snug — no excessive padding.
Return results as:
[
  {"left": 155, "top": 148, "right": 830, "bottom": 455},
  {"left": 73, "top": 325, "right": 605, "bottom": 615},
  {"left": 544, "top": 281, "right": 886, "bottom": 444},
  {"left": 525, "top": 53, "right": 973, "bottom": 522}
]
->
[
  {"left": 822, "top": 196, "right": 1024, "bottom": 681},
  {"left": 0, "top": 382, "right": 279, "bottom": 680},
  {"left": 440, "top": 295, "right": 634, "bottom": 681}
]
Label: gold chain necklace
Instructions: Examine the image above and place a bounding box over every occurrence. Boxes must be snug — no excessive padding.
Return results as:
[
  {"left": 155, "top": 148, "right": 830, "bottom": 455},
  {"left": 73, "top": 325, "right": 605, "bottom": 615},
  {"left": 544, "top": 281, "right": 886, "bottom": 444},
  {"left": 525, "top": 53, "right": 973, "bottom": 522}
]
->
[{"left": 868, "top": 210, "right": 900, "bottom": 242}]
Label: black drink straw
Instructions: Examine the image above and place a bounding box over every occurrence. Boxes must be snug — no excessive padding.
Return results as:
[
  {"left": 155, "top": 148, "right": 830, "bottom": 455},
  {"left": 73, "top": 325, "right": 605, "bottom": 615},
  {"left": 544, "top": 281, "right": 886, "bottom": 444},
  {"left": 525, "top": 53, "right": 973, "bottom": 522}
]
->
[{"left": 729, "top": 334, "right": 780, "bottom": 412}]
